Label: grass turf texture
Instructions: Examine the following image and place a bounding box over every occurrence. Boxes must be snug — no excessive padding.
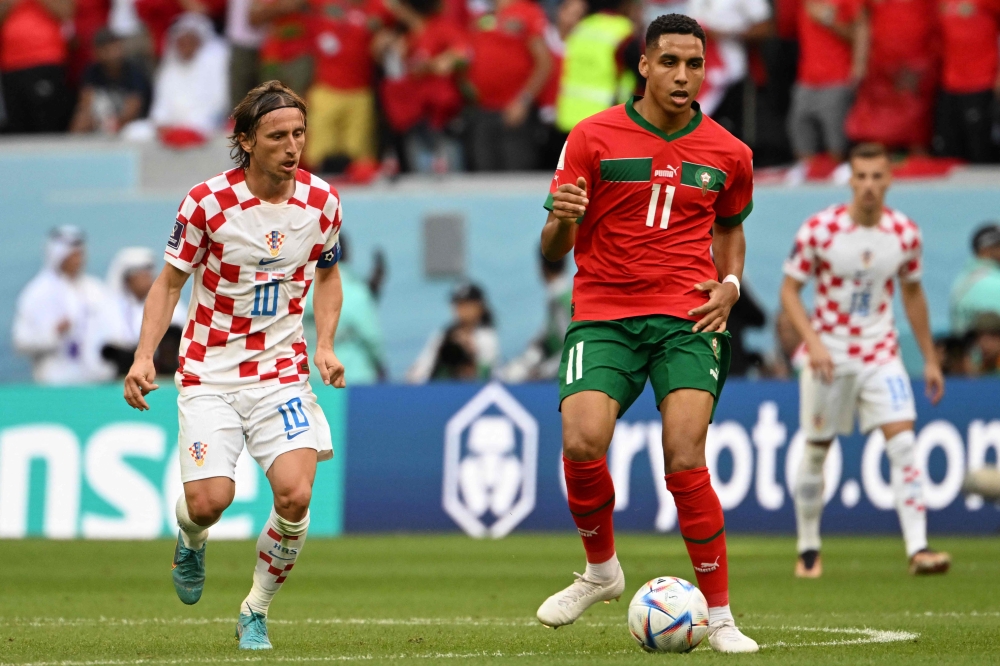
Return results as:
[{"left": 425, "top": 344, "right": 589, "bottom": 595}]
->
[{"left": 1, "top": 535, "right": 997, "bottom": 665}]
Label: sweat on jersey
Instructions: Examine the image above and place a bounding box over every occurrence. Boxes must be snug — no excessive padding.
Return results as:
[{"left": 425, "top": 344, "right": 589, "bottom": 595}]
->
[
  {"left": 783, "top": 204, "right": 922, "bottom": 371},
  {"left": 545, "top": 97, "right": 754, "bottom": 322},
  {"left": 164, "top": 168, "right": 342, "bottom": 395}
]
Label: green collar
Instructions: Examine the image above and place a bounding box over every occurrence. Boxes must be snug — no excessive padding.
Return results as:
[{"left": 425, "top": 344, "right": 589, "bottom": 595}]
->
[{"left": 626, "top": 95, "right": 702, "bottom": 142}]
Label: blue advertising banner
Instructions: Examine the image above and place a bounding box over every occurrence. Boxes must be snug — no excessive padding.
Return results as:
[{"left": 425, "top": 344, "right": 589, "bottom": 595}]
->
[{"left": 345, "top": 379, "right": 1000, "bottom": 535}]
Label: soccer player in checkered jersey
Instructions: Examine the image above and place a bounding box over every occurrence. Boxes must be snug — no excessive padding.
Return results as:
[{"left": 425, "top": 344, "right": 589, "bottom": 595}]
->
[
  {"left": 536, "top": 15, "right": 758, "bottom": 653},
  {"left": 123, "top": 81, "right": 346, "bottom": 650},
  {"left": 781, "top": 143, "right": 951, "bottom": 579}
]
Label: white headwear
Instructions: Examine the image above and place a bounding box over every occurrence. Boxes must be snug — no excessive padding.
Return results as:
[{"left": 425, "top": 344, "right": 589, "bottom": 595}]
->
[
  {"left": 106, "top": 247, "right": 156, "bottom": 298},
  {"left": 45, "top": 226, "right": 86, "bottom": 272}
]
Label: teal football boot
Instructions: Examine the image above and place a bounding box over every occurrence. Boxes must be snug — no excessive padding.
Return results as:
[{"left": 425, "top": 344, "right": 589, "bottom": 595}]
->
[
  {"left": 171, "top": 531, "right": 206, "bottom": 605},
  {"left": 236, "top": 609, "right": 273, "bottom": 650}
]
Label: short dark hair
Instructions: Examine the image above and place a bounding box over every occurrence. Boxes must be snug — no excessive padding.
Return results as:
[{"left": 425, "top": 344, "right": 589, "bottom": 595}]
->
[
  {"left": 848, "top": 142, "right": 889, "bottom": 163},
  {"left": 229, "top": 80, "right": 307, "bottom": 170},
  {"left": 971, "top": 222, "right": 1000, "bottom": 254},
  {"left": 645, "top": 14, "right": 706, "bottom": 50}
]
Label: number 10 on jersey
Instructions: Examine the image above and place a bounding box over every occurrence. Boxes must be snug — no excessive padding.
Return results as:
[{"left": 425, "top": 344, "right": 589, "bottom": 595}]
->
[{"left": 646, "top": 183, "right": 676, "bottom": 230}]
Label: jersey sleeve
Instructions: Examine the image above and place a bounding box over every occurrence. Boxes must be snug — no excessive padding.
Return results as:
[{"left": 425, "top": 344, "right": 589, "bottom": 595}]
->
[
  {"left": 164, "top": 189, "right": 209, "bottom": 273},
  {"left": 898, "top": 221, "right": 923, "bottom": 283},
  {"left": 543, "top": 125, "right": 598, "bottom": 218},
  {"left": 783, "top": 220, "right": 818, "bottom": 282},
  {"left": 713, "top": 145, "right": 754, "bottom": 227},
  {"left": 317, "top": 198, "right": 343, "bottom": 268}
]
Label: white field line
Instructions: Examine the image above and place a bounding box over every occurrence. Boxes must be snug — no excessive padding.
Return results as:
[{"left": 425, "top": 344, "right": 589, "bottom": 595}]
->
[
  {"left": 753, "top": 626, "right": 919, "bottom": 649},
  {"left": 0, "top": 651, "right": 592, "bottom": 666}
]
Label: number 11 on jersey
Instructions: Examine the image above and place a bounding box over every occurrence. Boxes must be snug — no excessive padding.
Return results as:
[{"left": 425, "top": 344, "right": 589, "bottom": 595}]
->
[{"left": 645, "top": 183, "right": 675, "bottom": 230}]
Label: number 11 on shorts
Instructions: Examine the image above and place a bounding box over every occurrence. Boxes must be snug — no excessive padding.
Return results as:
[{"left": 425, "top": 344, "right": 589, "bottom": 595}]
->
[
  {"left": 645, "top": 183, "right": 675, "bottom": 229},
  {"left": 566, "top": 341, "right": 584, "bottom": 384}
]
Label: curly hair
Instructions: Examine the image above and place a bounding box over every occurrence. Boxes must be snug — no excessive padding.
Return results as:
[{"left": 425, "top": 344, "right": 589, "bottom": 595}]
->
[
  {"left": 645, "top": 13, "right": 707, "bottom": 50},
  {"left": 229, "top": 81, "right": 307, "bottom": 170}
]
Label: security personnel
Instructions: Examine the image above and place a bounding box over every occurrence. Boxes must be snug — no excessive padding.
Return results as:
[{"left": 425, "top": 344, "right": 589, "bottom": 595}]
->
[{"left": 555, "top": 0, "right": 641, "bottom": 134}]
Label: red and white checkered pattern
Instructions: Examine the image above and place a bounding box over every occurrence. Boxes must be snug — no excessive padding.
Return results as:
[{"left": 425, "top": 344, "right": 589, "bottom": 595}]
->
[
  {"left": 783, "top": 204, "right": 922, "bottom": 370},
  {"left": 165, "top": 168, "right": 342, "bottom": 395}
]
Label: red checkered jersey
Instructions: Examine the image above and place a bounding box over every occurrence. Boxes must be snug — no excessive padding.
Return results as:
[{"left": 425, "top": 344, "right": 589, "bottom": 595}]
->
[
  {"left": 783, "top": 204, "right": 922, "bottom": 370},
  {"left": 545, "top": 98, "right": 754, "bottom": 322},
  {"left": 164, "top": 168, "right": 342, "bottom": 395}
]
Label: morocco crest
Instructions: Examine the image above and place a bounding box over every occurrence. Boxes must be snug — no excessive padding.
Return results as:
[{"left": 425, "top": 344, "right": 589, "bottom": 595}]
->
[{"left": 265, "top": 230, "right": 285, "bottom": 257}]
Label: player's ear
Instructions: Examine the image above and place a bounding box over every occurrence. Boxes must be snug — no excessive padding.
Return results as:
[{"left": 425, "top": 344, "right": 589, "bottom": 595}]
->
[
  {"left": 238, "top": 132, "right": 254, "bottom": 157},
  {"left": 638, "top": 53, "right": 649, "bottom": 79}
]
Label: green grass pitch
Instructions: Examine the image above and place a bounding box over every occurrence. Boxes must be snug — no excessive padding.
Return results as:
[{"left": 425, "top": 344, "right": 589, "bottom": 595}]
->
[{"left": 1, "top": 534, "right": 998, "bottom": 665}]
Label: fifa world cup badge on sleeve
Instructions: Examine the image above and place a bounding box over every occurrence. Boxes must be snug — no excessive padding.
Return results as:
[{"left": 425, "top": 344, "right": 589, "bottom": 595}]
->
[
  {"left": 168, "top": 220, "right": 184, "bottom": 249},
  {"left": 265, "top": 230, "right": 286, "bottom": 257},
  {"left": 189, "top": 441, "right": 208, "bottom": 467}
]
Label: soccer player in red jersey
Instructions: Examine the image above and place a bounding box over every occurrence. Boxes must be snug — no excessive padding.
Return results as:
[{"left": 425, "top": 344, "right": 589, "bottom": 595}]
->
[{"left": 535, "top": 14, "right": 757, "bottom": 653}]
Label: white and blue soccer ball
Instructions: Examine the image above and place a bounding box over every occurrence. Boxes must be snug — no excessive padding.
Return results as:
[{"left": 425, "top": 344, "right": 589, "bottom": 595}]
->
[{"left": 627, "top": 576, "right": 709, "bottom": 653}]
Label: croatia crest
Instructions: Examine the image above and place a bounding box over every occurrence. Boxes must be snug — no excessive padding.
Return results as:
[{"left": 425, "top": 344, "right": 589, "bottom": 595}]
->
[
  {"left": 265, "top": 230, "right": 285, "bottom": 257},
  {"left": 189, "top": 441, "right": 208, "bottom": 467}
]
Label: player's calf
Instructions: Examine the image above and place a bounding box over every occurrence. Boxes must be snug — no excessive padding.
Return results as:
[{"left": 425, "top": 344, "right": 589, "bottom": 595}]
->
[{"left": 172, "top": 494, "right": 218, "bottom": 605}]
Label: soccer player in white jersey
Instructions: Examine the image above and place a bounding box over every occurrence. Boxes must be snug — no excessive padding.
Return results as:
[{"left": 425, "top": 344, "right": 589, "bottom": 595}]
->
[
  {"left": 780, "top": 143, "right": 951, "bottom": 578},
  {"left": 123, "top": 81, "right": 346, "bottom": 650}
]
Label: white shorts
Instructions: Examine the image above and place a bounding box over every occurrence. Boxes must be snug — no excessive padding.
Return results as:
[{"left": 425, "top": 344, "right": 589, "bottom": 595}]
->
[
  {"left": 177, "top": 382, "right": 333, "bottom": 483},
  {"left": 800, "top": 357, "right": 916, "bottom": 441}
]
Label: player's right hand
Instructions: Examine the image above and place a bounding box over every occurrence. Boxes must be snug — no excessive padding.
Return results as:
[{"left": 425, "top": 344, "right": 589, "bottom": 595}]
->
[
  {"left": 124, "top": 357, "right": 159, "bottom": 411},
  {"left": 807, "top": 342, "right": 835, "bottom": 383},
  {"left": 550, "top": 178, "right": 589, "bottom": 222}
]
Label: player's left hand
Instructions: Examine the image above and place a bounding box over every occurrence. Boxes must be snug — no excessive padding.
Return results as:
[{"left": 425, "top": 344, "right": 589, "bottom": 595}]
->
[
  {"left": 689, "top": 281, "right": 740, "bottom": 333},
  {"left": 924, "top": 362, "right": 945, "bottom": 405},
  {"left": 315, "top": 348, "right": 346, "bottom": 388}
]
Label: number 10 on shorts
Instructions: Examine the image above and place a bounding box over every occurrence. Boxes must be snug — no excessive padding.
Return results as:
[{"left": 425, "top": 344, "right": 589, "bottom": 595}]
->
[{"left": 565, "top": 341, "right": 584, "bottom": 384}]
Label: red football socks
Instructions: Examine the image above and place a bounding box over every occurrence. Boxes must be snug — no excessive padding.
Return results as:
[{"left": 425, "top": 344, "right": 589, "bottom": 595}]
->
[
  {"left": 564, "top": 456, "right": 616, "bottom": 564},
  {"left": 665, "top": 466, "right": 729, "bottom": 608}
]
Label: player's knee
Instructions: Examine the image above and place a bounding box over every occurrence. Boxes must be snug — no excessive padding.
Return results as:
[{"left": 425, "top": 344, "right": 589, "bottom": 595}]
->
[
  {"left": 186, "top": 492, "right": 230, "bottom": 526},
  {"left": 562, "top": 428, "right": 608, "bottom": 462},
  {"left": 663, "top": 450, "right": 703, "bottom": 475},
  {"left": 273, "top": 483, "right": 312, "bottom": 519}
]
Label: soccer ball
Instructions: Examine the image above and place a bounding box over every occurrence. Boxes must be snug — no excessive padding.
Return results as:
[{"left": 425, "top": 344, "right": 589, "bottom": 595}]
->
[{"left": 627, "top": 576, "right": 709, "bottom": 652}]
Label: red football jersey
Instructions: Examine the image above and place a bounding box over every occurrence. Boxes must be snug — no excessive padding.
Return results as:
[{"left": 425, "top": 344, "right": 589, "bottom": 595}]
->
[{"left": 545, "top": 98, "right": 754, "bottom": 322}]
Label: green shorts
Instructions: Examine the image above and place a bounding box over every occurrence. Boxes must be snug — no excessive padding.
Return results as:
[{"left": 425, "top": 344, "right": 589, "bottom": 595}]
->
[{"left": 558, "top": 315, "right": 731, "bottom": 419}]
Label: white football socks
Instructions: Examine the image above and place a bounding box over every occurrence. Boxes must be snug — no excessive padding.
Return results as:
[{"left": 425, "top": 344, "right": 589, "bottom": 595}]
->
[
  {"left": 175, "top": 494, "right": 214, "bottom": 550},
  {"left": 794, "top": 442, "right": 828, "bottom": 554},
  {"left": 709, "top": 604, "right": 733, "bottom": 625},
  {"left": 241, "top": 508, "right": 310, "bottom": 616},
  {"left": 584, "top": 553, "right": 620, "bottom": 582},
  {"left": 885, "top": 430, "right": 928, "bottom": 557}
]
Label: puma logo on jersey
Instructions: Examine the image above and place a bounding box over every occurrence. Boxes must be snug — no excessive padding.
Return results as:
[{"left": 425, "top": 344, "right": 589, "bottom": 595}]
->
[
  {"left": 654, "top": 166, "right": 678, "bottom": 178},
  {"left": 710, "top": 368, "right": 719, "bottom": 380},
  {"left": 694, "top": 556, "right": 720, "bottom": 573},
  {"left": 577, "top": 525, "right": 600, "bottom": 538}
]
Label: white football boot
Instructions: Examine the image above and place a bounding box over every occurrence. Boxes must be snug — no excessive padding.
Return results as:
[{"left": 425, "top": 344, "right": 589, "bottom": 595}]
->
[
  {"left": 536, "top": 565, "right": 626, "bottom": 628},
  {"left": 708, "top": 619, "right": 759, "bottom": 653}
]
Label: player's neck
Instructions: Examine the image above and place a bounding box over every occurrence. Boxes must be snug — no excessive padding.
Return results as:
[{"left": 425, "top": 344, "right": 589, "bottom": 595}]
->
[
  {"left": 634, "top": 96, "right": 696, "bottom": 137},
  {"left": 244, "top": 163, "right": 296, "bottom": 204},
  {"left": 847, "top": 202, "right": 882, "bottom": 228}
]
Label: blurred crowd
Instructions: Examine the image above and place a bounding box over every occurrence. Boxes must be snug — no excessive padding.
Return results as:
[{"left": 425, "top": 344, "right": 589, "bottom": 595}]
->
[
  {"left": 2, "top": 0, "right": 1000, "bottom": 177},
  {"left": 13, "top": 221, "right": 1000, "bottom": 386}
]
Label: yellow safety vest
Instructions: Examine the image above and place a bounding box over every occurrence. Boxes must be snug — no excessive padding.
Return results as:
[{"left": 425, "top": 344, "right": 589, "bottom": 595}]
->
[{"left": 555, "top": 12, "right": 636, "bottom": 133}]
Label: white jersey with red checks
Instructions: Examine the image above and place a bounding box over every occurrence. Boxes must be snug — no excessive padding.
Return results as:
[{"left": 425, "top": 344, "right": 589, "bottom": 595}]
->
[
  {"left": 783, "top": 204, "right": 922, "bottom": 371},
  {"left": 164, "top": 168, "right": 342, "bottom": 395}
]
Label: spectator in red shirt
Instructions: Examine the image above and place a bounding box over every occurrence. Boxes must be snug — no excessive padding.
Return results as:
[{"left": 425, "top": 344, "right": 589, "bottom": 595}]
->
[
  {"left": 70, "top": 0, "right": 110, "bottom": 84},
  {"left": 304, "top": 0, "right": 396, "bottom": 170},
  {"left": 380, "top": 0, "right": 471, "bottom": 172},
  {"left": 935, "top": 0, "right": 1000, "bottom": 162},
  {"left": 845, "top": 0, "right": 938, "bottom": 153},
  {"left": 786, "top": 0, "right": 862, "bottom": 163},
  {"left": 464, "top": 0, "right": 552, "bottom": 171},
  {"left": 0, "top": 0, "right": 74, "bottom": 133},
  {"left": 250, "top": 0, "right": 313, "bottom": 96}
]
